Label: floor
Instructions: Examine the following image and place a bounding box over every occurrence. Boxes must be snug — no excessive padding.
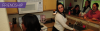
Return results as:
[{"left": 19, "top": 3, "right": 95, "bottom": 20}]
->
[{"left": 44, "top": 22, "right": 55, "bottom": 31}]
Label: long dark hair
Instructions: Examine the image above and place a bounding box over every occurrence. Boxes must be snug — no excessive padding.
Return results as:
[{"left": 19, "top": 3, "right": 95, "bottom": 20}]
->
[
  {"left": 22, "top": 13, "right": 41, "bottom": 31},
  {"left": 83, "top": 0, "right": 90, "bottom": 12},
  {"left": 75, "top": 5, "right": 80, "bottom": 9},
  {"left": 57, "top": 3, "right": 66, "bottom": 18},
  {"left": 73, "top": 5, "right": 80, "bottom": 11}
]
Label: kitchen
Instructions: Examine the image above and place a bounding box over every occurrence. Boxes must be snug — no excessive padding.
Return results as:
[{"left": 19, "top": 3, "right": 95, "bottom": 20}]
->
[{"left": 0, "top": 0, "right": 100, "bottom": 31}]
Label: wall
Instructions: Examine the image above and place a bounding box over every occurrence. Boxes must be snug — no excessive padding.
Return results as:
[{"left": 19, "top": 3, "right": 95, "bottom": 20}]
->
[
  {"left": 71, "top": 0, "right": 83, "bottom": 10},
  {"left": 65, "top": 0, "right": 71, "bottom": 9},
  {"left": 8, "top": 11, "right": 54, "bottom": 23},
  {"left": 0, "top": 0, "right": 10, "bottom": 31}
]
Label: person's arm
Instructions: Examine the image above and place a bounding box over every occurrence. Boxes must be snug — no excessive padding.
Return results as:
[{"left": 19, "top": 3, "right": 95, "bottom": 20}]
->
[
  {"left": 92, "top": 13, "right": 100, "bottom": 22},
  {"left": 80, "top": 8, "right": 84, "bottom": 13},
  {"left": 9, "top": 22, "right": 13, "bottom": 31},
  {"left": 56, "top": 14, "right": 73, "bottom": 30},
  {"left": 22, "top": 24, "right": 26, "bottom": 31},
  {"left": 71, "top": 7, "right": 75, "bottom": 10},
  {"left": 79, "top": 8, "right": 84, "bottom": 16},
  {"left": 84, "top": 10, "right": 91, "bottom": 19},
  {"left": 82, "top": 7, "right": 91, "bottom": 16},
  {"left": 84, "top": 7, "right": 91, "bottom": 13}
]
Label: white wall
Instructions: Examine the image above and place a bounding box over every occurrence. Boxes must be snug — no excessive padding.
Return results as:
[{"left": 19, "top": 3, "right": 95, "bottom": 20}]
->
[
  {"left": 71, "top": 0, "right": 83, "bottom": 10},
  {"left": 0, "top": 0, "right": 10, "bottom": 31},
  {"left": 8, "top": 11, "right": 54, "bottom": 23},
  {"left": 65, "top": 0, "right": 71, "bottom": 9}
]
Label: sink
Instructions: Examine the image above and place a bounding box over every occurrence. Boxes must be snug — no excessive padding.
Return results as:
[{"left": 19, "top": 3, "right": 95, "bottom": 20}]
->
[{"left": 69, "top": 24, "right": 86, "bottom": 31}]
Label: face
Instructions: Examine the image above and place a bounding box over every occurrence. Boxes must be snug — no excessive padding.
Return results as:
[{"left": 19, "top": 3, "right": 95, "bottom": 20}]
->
[
  {"left": 58, "top": 5, "right": 64, "bottom": 13},
  {"left": 75, "top": 7, "right": 79, "bottom": 11},
  {"left": 85, "top": 1, "right": 89, "bottom": 7},
  {"left": 92, "top": 4, "right": 98, "bottom": 11}
]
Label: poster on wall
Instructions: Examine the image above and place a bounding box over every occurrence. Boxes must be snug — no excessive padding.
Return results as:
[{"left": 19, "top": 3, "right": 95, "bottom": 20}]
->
[{"left": 74, "top": 0, "right": 77, "bottom": 2}]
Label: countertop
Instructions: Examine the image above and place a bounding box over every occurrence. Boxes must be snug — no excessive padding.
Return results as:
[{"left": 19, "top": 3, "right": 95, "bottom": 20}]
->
[
  {"left": 66, "top": 14, "right": 99, "bottom": 31},
  {"left": 66, "top": 14, "right": 100, "bottom": 25}
]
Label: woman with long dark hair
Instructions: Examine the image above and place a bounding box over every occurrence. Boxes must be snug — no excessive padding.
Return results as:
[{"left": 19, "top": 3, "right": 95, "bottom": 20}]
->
[
  {"left": 79, "top": 0, "right": 91, "bottom": 16},
  {"left": 72, "top": 5, "right": 80, "bottom": 15},
  {"left": 22, "top": 14, "right": 41, "bottom": 31},
  {"left": 52, "top": 3, "right": 75, "bottom": 31}
]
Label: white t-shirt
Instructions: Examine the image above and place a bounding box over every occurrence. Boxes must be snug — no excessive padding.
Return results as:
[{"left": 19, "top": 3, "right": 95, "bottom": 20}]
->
[{"left": 54, "top": 13, "right": 73, "bottom": 31}]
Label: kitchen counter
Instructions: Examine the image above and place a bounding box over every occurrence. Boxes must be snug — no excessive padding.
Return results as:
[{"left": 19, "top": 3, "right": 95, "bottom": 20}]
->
[
  {"left": 66, "top": 14, "right": 100, "bottom": 25},
  {"left": 66, "top": 14, "right": 100, "bottom": 31}
]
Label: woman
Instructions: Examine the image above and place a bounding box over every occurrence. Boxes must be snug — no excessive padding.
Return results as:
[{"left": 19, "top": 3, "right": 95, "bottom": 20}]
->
[
  {"left": 84, "top": 3, "right": 100, "bottom": 21},
  {"left": 79, "top": 0, "right": 91, "bottom": 16},
  {"left": 52, "top": 3, "right": 75, "bottom": 31},
  {"left": 22, "top": 14, "right": 41, "bottom": 31},
  {"left": 72, "top": 5, "right": 80, "bottom": 16}
]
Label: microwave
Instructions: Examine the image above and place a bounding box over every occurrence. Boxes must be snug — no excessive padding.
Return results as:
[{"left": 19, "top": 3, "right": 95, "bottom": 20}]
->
[{"left": 17, "top": 0, "right": 43, "bottom": 14}]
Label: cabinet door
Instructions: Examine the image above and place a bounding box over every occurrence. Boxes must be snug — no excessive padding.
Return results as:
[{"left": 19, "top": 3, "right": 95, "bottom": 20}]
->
[
  {"left": 5, "top": 0, "right": 18, "bottom": 14},
  {"left": 43, "top": 0, "right": 57, "bottom": 11}
]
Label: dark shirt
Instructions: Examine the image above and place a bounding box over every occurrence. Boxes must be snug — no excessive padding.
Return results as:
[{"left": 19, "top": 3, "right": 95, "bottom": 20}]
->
[{"left": 72, "top": 9, "right": 80, "bottom": 15}]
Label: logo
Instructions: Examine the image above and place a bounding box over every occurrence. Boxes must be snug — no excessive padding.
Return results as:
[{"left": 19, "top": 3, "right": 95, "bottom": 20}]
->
[{"left": 0, "top": 2, "right": 26, "bottom": 8}]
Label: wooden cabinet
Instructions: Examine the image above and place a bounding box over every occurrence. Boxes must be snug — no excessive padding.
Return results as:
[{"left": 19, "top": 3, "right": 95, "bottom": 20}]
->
[
  {"left": 5, "top": 0, "right": 18, "bottom": 14},
  {"left": 43, "top": 0, "right": 57, "bottom": 11},
  {"left": 5, "top": 0, "right": 57, "bottom": 14}
]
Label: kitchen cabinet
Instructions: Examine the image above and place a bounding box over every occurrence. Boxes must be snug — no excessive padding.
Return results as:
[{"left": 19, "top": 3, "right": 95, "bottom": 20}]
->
[
  {"left": 5, "top": 0, "right": 56, "bottom": 14},
  {"left": 43, "top": 0, "right": 57, "bottom": 11},
  {"left": 5, "top": 0, "right": 18, "bottom": 14}
]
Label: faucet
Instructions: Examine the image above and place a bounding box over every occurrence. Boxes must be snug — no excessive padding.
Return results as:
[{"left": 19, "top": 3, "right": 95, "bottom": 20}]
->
[
  {"left": 73, "top": 21, "right": 82, "bottom": 28},
  {"left": 73, "top": 21, "right": 77, "bottom": 28}
]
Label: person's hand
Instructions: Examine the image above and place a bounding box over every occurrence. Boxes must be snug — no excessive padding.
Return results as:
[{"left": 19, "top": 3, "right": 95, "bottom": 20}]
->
[
  {"left": 84, "top": 16, "right": 87, "bottom": 20},
  {"left": 92, "top": 18, "right": 97, "bottom": 21},
  {"left": 79, "top": 14, "right": 81, "bottom": 17},
  {"left": 71, "top": 11, "right": 73, "bottom": 13},
  {"left": 73, "top": 29, "right": 76, "bottom": 31}
]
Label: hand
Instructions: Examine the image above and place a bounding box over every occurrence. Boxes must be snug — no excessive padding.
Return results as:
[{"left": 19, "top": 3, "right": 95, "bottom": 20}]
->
[
  {"left": 71, "top": 11, "right": 73, "bottom": 13},
  {"left": 73, "top": 29, "right": 76, "bottom": 31},
  {"left": 84, "top": 16, "right": 87, "bottom": 20},
  {"left": 92, "top": 18, "right": 97, "bottom": 21},
  {"left": 79, "top": 14, "right": 81, "bottom": 17}
]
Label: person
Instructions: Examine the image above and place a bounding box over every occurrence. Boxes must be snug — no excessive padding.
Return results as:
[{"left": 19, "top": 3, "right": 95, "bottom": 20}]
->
[
  {"left": 52, "top": 3, "right": 75, "bottom": 31},
  {"left": 22, "top": 14, "right": 41, "bottom": 31},
  {"left": 9, "top": 22, "right": 13, "bottom": 31},
  {"left": 79, "top": 0, "right": 91, "bottom": 16},
  {"left": 84, "top": 3, "right": 100, "bottom": 21},
  {"left": 71, "top": 5, "right": 80, "bottom": 16}
]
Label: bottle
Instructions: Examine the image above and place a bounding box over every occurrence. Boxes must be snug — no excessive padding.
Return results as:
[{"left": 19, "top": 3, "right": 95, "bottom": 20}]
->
[{"left": 68, "top": 10, "right": 71, "bottom": 15}]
